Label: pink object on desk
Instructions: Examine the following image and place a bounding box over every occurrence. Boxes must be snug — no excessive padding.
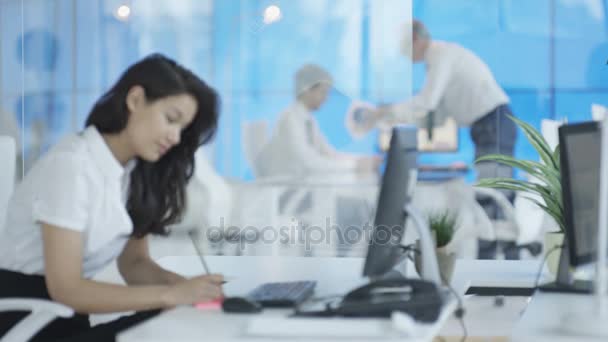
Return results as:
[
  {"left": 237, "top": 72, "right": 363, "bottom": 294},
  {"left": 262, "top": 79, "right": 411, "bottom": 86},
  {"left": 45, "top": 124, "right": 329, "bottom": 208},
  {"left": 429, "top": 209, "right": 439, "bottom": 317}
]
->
[{"left": 194, "top": 299, "right": 223, "bottom": 310}]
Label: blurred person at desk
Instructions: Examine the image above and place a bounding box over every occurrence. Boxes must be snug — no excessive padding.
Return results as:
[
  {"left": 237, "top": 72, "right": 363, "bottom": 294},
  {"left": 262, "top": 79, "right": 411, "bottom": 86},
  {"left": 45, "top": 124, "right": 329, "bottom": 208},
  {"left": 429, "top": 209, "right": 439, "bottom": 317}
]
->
[
  {"left": 374, "top": 20, "right": 518, "bottom": 258},
  {"left": 258, "top": 64, "right": 380, "bottom": 256},
  {"left": 257, "top": 64, "right": 381, "bottom": 180}
]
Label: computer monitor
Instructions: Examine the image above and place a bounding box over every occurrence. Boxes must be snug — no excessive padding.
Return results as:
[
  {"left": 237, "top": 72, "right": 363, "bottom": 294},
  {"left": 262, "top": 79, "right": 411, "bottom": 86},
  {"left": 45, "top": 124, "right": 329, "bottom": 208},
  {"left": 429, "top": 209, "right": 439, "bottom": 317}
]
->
[
  {"left": 560, "top": 121, "right": 602, "bottom": 267},
  {"left": 363, "top": 125, "right": 418, "bottom": 278},
  {"left": 540, "top": 121, "right": 601, "bottom": 293},
  {"left": 377, "top": 118, "right": 459, "bottom": 153}
]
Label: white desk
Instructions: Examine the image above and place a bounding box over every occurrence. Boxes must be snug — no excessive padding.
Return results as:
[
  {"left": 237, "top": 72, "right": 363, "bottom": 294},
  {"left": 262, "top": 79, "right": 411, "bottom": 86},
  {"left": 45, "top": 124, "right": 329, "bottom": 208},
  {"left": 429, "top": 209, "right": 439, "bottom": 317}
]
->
[
  {"left": 118, "top": 257, "right": 548, "bottom": 342},
  {"left": 118, "top": 256, "right": 457, "bottom": 342},
  {"left": 511, "top": 292, "right": 606, "bottom": 342}
]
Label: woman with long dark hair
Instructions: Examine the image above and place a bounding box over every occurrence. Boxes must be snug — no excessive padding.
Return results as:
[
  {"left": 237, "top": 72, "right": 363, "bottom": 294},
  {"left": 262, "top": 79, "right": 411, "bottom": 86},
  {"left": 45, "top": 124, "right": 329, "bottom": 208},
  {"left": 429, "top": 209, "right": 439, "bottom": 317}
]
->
[{"left": 0, "top": 54, "right": 222, "bottom": 340}]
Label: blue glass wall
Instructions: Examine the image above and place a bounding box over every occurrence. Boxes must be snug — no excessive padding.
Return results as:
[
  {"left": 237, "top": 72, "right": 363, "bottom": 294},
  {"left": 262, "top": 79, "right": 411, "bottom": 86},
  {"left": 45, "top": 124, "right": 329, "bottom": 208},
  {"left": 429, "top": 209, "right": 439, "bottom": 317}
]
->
[{"left": 2, "top": 0, "right": 607, "bottom": 180}]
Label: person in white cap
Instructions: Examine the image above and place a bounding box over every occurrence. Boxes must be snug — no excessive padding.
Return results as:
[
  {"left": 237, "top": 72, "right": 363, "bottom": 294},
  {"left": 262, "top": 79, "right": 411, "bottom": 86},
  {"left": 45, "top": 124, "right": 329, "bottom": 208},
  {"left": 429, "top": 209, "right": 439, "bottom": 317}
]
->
[{"left": 257, "top": 64, "right": 379, "bottom": 179}]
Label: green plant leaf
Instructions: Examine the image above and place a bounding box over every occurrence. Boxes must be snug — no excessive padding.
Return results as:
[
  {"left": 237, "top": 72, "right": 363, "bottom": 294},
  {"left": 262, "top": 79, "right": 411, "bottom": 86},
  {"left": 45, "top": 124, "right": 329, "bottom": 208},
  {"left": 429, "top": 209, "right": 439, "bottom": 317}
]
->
[
  {"left": 475, "top": 155, "right": 559, "bottom": 182},
  {"left": 474, "top": 116, "right": 564, "bottom": 232},
  {"left": 428, "top": 211, "right": 457, "bottom": 248},
  {"left": 477, "top": 172, "right": 561, "bottom": 196},
  {"left": 477, "top": 178, "right": 562, "bottom": 208},
  {"left": 476, "top": 177, "right": 554, "bottom": 199},
  {"left": 475, "top": 155, "right": 561, "bottom": 193},
  {"left": 524, "top": 196, "right": 565, "bottom": 232},
  {"left": 476, "top": 178, "right": 564, "bottom": 233},
  {"left": 509, "top": 115, "right": 558, "bottom": 169},
  {"left": 553, "top": 145, "right": 560, "bottom": 168}
]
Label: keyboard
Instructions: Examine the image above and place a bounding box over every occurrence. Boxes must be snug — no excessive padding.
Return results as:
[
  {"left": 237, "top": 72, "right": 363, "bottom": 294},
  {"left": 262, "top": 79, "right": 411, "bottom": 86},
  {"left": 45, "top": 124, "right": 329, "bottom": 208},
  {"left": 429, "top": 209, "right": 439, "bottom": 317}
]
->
[{"left": 248, "top": 281, "right": 316, "bottom": 307}]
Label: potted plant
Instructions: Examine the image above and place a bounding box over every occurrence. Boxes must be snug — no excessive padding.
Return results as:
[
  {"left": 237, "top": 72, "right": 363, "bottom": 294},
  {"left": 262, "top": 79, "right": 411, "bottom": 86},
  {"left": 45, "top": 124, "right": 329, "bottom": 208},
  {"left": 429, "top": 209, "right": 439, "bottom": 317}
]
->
[
  {"left": 474, "top": 115, "right": 564, "bottom": 273},
  {"left": 415, "top": 210, "right": 458, "bottom": 285}
]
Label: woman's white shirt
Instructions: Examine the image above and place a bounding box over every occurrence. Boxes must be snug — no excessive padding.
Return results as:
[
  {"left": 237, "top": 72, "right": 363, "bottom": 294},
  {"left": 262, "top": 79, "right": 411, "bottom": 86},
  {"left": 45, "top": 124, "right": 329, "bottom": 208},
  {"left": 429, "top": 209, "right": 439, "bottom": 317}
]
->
[{"left": 0, "top": 126, "right": 135, "bottom": 279}]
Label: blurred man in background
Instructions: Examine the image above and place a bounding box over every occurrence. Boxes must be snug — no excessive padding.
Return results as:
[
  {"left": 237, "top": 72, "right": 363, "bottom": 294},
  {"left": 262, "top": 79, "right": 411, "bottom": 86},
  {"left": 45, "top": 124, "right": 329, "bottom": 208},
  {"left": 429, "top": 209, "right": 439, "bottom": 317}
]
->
[{"left": 375, "top": 20, "right": 518, "bottom": 258}]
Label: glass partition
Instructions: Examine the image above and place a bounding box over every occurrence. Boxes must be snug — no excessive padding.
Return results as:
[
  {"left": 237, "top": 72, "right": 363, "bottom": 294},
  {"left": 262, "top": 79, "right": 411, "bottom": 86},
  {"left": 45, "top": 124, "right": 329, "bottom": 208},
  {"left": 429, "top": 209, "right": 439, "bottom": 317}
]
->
[{"left": 3, "top": 0, "right": 607, "bottom": 258}]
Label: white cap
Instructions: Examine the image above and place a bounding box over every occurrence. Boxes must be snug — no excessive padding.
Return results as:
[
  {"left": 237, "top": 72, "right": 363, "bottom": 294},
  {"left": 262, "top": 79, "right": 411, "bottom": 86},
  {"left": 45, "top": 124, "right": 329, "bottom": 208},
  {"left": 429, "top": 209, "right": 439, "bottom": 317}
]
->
[{"left": 294, "top": 64, "right": 333, "bottom": 97}]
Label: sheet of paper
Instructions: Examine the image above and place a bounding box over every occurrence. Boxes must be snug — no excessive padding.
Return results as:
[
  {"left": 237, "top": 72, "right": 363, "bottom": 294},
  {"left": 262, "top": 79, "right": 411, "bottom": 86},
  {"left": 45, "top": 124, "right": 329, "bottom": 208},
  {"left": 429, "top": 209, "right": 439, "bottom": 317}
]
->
[{"left": 345, "top": 100, "right": 378, "bottom": 139}]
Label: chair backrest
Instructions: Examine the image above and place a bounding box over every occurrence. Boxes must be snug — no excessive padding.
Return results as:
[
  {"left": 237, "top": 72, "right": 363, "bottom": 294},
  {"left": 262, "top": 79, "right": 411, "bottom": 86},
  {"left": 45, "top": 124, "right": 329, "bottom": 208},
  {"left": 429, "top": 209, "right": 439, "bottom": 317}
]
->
[
  {"left": 592, "top": 103, "right": 607, "bottom": 122},
  {"left": 241, "top": 120, "right": 269, "bottom": 177},
  {"left": 541, "top": 119, "right": 563, "bottom": 151},
  {"left": 0, "top": 135, "right": 16, "bottom": 230}
]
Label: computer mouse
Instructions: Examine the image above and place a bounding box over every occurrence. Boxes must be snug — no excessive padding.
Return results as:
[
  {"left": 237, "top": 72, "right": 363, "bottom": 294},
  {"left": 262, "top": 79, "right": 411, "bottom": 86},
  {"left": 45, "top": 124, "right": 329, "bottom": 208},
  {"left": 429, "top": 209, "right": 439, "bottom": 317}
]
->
[{"left": 221, "top": 296, "right": 263, "bottom": 313}]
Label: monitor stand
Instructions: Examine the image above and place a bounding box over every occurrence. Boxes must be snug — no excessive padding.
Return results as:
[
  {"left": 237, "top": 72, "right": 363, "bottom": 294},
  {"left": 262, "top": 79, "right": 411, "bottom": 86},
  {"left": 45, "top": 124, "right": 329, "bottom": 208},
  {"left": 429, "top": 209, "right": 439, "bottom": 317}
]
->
[{"left": 538, "top": 242, "right": 592, "bottom": 294}]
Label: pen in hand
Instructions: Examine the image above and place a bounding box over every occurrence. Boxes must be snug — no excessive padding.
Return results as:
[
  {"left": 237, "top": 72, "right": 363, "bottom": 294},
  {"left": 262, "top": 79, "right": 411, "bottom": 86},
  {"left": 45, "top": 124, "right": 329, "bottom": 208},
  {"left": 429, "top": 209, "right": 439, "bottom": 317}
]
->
[{"left": 187, "top": 229, "right": 227, "bottom": 285}]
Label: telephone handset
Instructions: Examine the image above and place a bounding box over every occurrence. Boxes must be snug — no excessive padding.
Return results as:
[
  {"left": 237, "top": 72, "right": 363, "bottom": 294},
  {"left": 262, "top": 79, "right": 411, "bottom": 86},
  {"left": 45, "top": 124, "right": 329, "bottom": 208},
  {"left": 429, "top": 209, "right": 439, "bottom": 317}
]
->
[{"left": 335, "top": 278, "right": 443, "bottom": 322}]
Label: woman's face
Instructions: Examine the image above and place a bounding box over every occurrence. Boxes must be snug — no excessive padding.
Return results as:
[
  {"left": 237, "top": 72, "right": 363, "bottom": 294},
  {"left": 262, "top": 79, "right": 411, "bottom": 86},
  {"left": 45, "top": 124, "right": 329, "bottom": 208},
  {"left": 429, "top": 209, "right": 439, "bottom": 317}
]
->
[{"left": 125, "top": 86, "right": 197, "bottom": 162}]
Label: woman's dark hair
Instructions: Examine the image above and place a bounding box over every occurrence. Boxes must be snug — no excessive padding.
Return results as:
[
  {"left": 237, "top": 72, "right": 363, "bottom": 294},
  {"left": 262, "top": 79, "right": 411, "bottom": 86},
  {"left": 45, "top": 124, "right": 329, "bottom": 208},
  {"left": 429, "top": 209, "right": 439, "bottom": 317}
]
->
[{"left": 85, "top": 53, "right": 219, "bottom": 238}]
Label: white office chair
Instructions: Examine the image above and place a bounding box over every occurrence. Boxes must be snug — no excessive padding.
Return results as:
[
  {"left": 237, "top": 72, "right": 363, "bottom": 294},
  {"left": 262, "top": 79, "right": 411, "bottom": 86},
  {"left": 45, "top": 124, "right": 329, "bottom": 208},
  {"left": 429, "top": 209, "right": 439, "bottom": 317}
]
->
[
  {"left": 592, "top": 103, "right": 607, "bottom": 122},
  {"left": 0, "top": 135, "right": 74, "bottom": 342},
  {"left": 405, "top": 178, "right": 497, "bottom": 259},
  {"left": 173, "top": 149, "right": 294, "bottom": 256},
  {"left": 242, "top": 120, "right": 270, "bottom": 178},
  {"left": 241, "top": 120, "right": 311, "bottom": 230}
]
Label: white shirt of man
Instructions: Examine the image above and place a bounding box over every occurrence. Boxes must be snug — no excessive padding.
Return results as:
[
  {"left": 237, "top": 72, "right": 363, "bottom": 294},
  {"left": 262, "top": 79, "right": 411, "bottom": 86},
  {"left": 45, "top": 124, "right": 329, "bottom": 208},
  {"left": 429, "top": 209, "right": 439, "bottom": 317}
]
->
[
  {"left": 391, "top": 40, "right": 509, "bottom": 126},
  {"left": 0, "top": 126, "right": 135, "bottom": 279},
  {"left": 257, "top": 101, "right": 357, "bottom": 178}
]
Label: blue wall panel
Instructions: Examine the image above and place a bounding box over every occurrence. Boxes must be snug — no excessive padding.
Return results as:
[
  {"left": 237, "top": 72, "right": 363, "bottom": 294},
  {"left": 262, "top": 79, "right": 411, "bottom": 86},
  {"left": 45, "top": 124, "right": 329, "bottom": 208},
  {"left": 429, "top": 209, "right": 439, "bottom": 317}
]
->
[{"left": 2, "top": 0, "right": 608, "bottom": 179}]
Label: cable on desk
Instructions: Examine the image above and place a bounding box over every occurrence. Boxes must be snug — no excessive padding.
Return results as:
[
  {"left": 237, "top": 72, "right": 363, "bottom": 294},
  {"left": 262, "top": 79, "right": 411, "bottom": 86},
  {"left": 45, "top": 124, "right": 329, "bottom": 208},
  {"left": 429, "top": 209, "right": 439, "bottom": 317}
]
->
[
  {"left": 534, "top": 244, "right": 563, "bottom": 288},
  {"left": 403, "top": 245, "right": 467, "bottom": 342},
  {"left": 363, "top": 200, "right": 375, "bottom": 225}
]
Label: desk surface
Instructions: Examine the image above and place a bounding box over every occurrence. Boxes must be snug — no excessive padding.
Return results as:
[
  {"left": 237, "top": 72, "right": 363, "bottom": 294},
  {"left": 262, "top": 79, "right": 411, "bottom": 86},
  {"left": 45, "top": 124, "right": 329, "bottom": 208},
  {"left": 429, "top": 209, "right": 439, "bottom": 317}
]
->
[
  {"left": 511, "top": 292, "right": 607, "bottom": 342},
  {"left": 118, "top": 257, "right": 546, "bottom": 342}
]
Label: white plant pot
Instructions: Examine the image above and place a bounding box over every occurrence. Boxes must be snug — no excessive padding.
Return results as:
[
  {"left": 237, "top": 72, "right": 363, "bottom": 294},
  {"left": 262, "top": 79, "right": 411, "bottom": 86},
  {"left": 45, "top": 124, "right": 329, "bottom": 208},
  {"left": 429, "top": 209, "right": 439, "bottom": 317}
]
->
[{"left": 544, "top": 232, "right": 565, "bottom": 276}]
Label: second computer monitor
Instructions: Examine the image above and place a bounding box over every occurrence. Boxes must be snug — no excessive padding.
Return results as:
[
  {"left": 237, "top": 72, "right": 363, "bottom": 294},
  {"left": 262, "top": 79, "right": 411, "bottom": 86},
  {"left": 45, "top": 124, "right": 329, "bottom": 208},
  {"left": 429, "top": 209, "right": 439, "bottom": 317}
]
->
[
  {"left": 363, "top": 125, "right": 418, "bottom": 278},
  {"left": 559, "top": 121, "right": 602, "bottom": 267}
]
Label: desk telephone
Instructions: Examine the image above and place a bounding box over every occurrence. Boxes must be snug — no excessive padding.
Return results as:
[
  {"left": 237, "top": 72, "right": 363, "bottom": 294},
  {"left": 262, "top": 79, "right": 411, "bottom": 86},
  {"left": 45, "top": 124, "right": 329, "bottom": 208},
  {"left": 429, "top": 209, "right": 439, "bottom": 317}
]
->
[{"left": 335, "top": 278, "right": 443, "bottom": 322}]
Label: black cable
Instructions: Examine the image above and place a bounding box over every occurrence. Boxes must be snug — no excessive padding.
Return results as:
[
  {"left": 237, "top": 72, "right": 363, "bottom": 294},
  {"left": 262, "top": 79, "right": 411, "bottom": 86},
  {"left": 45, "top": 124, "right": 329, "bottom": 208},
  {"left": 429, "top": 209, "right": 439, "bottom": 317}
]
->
[
  {"left": 403, "top": 245, "right": 467, "bottom": 342},
  {"left": 534, "top": 244, "right": 563, "bottom": 288},
  {"left": 399, "top": 243, "right": 420, "bottom": 256}
]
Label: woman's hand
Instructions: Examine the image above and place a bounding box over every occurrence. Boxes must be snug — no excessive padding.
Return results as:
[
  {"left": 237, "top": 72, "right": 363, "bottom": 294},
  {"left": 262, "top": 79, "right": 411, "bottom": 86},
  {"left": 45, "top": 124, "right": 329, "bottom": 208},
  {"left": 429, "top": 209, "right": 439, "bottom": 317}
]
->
[{"left": 161, "top": 274, "right": 224, "bottom": 307}]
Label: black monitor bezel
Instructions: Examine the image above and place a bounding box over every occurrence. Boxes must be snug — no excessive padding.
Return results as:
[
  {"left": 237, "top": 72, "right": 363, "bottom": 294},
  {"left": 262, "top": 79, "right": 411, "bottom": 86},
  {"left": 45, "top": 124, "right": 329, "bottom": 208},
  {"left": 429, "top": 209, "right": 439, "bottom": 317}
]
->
[
  {"left": 559, "top": 120, "right": 600, "bottom": 267},
  {"left": 363, "top": 125, "right": 418, "bottom": 278}
]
